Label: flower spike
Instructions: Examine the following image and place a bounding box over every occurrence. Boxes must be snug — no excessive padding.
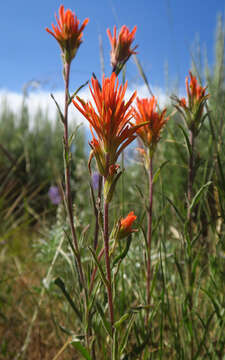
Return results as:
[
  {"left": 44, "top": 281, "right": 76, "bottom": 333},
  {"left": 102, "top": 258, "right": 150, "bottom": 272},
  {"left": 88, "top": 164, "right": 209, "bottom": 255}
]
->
[
  {"left": 107, "top": 25, "right": 138, "bottom": 75},
  {"left": 172, "top": 71, "right": 209, "bottom": 134},
  {"left": 73, "top": 72, "right": 139, "bottom": 177},
  {"left": 46, "top": 5, "right": 89, "bottom": 64},
  {"left": 132, "top": 96, "right": 168, "bottom": 157}
]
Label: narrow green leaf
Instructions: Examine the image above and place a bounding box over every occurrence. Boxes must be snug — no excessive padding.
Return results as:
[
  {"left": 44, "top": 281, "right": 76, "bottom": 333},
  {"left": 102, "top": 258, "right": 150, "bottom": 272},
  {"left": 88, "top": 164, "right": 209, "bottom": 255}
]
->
[
  {"left": 114, "top": 313, "right": 130, "bottom": 329},
  {"left": 174, "top": 255, "right": 185, "bottom": 290},
  {"left": 201, "top": 288, "right": 222, "bottom": 321},
  {"left": 88, "top": 247, "right": 109, "bottom": 288},
  {"left": 119, "top": 313, "right": 135, "bottom": 354},
  {"left": 193, "top": 311, "right": 215, "bottom": 360},
  {"left": 189, "top": 181, "right": 212, "bottom": 212},
  {"left": 69, "top": 124, "right": 82, "bottom": 147},
  {"left": 135, "top": 184, "right": 145, "bottom": 200},
  {"left": 96, "top": 302, "right": 112, "bottom": 337},
  {"left": 165, "top": 196, "right": 185, "bottom": 223},
  {"left": 113, "top": 329, "right": 119, "bottom": 360},
  {"left": 104, "top": 171, "right": 123, "bottom": 203},
  {"left": 70, "top": 337, "right": 92, "bottom": 360},
  {"left": 133, "top": 55, "right": 155, "bottom": 98},
  {"left": 68, "top": 80, "right": 89, "bottom": 105},
  {"left": 54, "top": 277, "right": 82, "bottom": 321},
  {"left": 113, "top": 235, "right": 132, "bottom": 267},
  {"left": 217, "top": 152, "right": 225, "bottom": 188},
  {"left": 50, "top": 93, "right": 64, "bottom": 123},
  {"left": 177, "top": 123, "right": 192, "bottom": 156},
  {"left": 153, "top": 161, "right": 169, "bottom": 184}
]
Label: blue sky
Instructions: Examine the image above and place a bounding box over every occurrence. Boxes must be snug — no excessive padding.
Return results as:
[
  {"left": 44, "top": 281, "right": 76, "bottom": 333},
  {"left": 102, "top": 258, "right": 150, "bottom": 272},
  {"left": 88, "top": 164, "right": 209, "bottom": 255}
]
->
[{"left": 1, "top": 0, "right": 224, "bottom": 94}]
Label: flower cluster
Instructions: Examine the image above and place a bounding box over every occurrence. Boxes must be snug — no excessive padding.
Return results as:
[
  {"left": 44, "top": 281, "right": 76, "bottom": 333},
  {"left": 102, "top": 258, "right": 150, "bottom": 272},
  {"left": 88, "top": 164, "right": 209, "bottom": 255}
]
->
[
  {"left": 73, "top": 72, "right": 139, "bottom": 178},
  {"left": 132, "top": 96, "right": 168, "bottom": 157},
  {"left": 46, "top": 5, "right": 89, "bottom": 64},
  {"left": 172, "top": 71, "right": 209, "bottom": 134},
  {"left": 107, "top": 25, "right": 138, "bottom": 74}
]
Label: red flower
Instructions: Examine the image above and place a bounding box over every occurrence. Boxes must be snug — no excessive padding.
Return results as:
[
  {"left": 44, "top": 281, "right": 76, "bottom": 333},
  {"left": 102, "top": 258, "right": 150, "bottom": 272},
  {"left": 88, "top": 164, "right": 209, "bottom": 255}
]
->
[
  {"left": 186, "top": 72, "right": 207, "bottom": 105},
  {"left": 107, "top": 25, "right": 137, "bottom": 73},
  {"left": 172, "top": 71, "right": 209, "bottom": 134},
  {"left": 132, "top": 96, "right": 168, "bottom": 154},
  {"left": 46, "top": 5, "right": 89, "bottom": 63},
  {"left": 118, "top": 211, "right": 137, "bottom": 239},
  {"left": 73, "top": 72, "right": 140, "bottom": 177}
]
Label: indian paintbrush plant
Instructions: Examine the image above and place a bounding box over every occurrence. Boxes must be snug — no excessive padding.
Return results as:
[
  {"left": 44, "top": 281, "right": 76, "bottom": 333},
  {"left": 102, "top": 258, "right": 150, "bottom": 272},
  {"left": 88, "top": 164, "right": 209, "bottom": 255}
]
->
[
  {"left": 132, "top": 96, "right": 169, "bottom": 325},
  {"left": 42, "top": 4, "right": 221, "bottom": 360},
  {"left": 46, "top": 4, "right": 146, "bottom": 358},
  {"left": 172, "top": 71, "right": 210, "bottom": 359}
]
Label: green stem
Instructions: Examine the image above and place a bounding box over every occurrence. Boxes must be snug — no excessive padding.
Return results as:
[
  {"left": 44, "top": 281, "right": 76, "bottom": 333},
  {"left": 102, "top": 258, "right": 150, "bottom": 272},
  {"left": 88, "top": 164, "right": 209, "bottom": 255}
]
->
[
  {"left": 103, "top": 154, "right": 114, "bottom": 333},
  {"left": 187, "top": 130, "right": 195, "bottom": 359},
  {"left": 146, "top": 155, "right": 153, "bottom": 324},
  {"left": 93, "top": 174, "right": 102, "bottom": 250},
  {"left": 103, "top": 194, "right": 114, "bottom": 331},
  {"left": 63, "top": 61, "right": 85, "bottom": 288}
]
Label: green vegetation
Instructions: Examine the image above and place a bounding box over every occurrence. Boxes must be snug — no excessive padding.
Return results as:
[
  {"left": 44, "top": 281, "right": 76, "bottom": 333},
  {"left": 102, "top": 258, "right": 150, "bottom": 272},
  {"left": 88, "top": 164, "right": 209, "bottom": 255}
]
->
[{"left": 0, "top": 16, "right": 225, "bottom": 360}]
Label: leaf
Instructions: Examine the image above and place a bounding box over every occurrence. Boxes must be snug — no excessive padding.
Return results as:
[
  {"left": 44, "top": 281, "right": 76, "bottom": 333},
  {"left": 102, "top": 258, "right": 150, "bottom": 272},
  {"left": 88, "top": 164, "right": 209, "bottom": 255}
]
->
[
  {"left": 201, "top": 288, "right": 222, "bottom": 321},
  {"left": 54, "top": 277, "right": 82, "bottom": 321},
  {"left": 165, "top": 196, "right": 185, "bottom": 223},
  {"left": 174, "top": 255, "right": 185, "bottom": 289},
  {"left": 70, "top": 337, "right": 92, "bottom": 360},
  {"left": 88, "top": 246, "right": 109, "bottom": 289},
  {"left": 189, "top": 181, "right": 212, "bottom": 212},
  {"left": 193, "top": 311, "right": 215, "bottom": 360},
  {"left": 69, "top": 123, "right": 82, "bottom": 147},
  {"left": 119, "top": 313, "right": 136, "bottom": 354},
  {"left": 135, "top": 184, "right": 145, "bottom": 200},
  {"left": 113, "top": 329, "right": 119, "bottom": 360},
  {"left": 104, "top": 171, "right": 123, "bottom": 203},
  {"left": 96, "top": 302, "right": 112, "bottom": 337},
  {"left": 133, "top": 55, "right": 155, "bottom": 98},
  {"left": 69, "top": 80, "right": 89, "bottom": 105},
  {"left": 177, "top": 123, "right": 192, "bottom": 156},
  {"left": 113, "top": 235, "right": 132, "bottom": 267},
  {"left": 50, "top": 93, "right": 64, "bottom": 123},
  {"left": 217, "top": 152, "right": 225, "bottom": 188},
  {"left": 153, "top": 160, "right": 169, "bottom": 184},
  {"left": 114, "top": 313, "right": 130, "bottom": 329}
]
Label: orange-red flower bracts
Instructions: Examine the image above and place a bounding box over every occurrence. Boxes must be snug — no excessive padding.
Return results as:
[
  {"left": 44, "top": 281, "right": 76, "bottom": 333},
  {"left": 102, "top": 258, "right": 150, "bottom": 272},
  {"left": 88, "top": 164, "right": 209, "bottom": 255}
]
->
[
  {"left": 117, "top": 211, "right": 137, "bottom": 239},
  {"left": 46, "top": 5, "right": 89, "bottom": 63},
  {"left": 73, "top": 72, "right": 140, "bottom": 177},
  {"left": 172, "top": 71, "right": 209, "bottom": 134},
  {"left": 132, "top": 96, "right": 168, "bottom": 156},
  {"left": 107, "top": 25, "right": 137, "bottom": 73}
]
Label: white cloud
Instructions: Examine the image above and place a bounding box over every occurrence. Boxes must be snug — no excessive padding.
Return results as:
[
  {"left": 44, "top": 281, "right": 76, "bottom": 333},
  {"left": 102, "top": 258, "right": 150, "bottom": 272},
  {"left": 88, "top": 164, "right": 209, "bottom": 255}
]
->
[{"left": 0, "top": 84, "right": 169, "bottom": 129}]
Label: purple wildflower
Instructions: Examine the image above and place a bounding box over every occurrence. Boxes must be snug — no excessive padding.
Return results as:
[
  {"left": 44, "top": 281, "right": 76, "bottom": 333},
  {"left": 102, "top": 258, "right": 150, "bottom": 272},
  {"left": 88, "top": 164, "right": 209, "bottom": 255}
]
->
[
  {"left": 92, "top": 172, "right": 100, "bottom": 190},
  {"left": 48, "top": 185, "right": 61, "bottom": 205}
]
